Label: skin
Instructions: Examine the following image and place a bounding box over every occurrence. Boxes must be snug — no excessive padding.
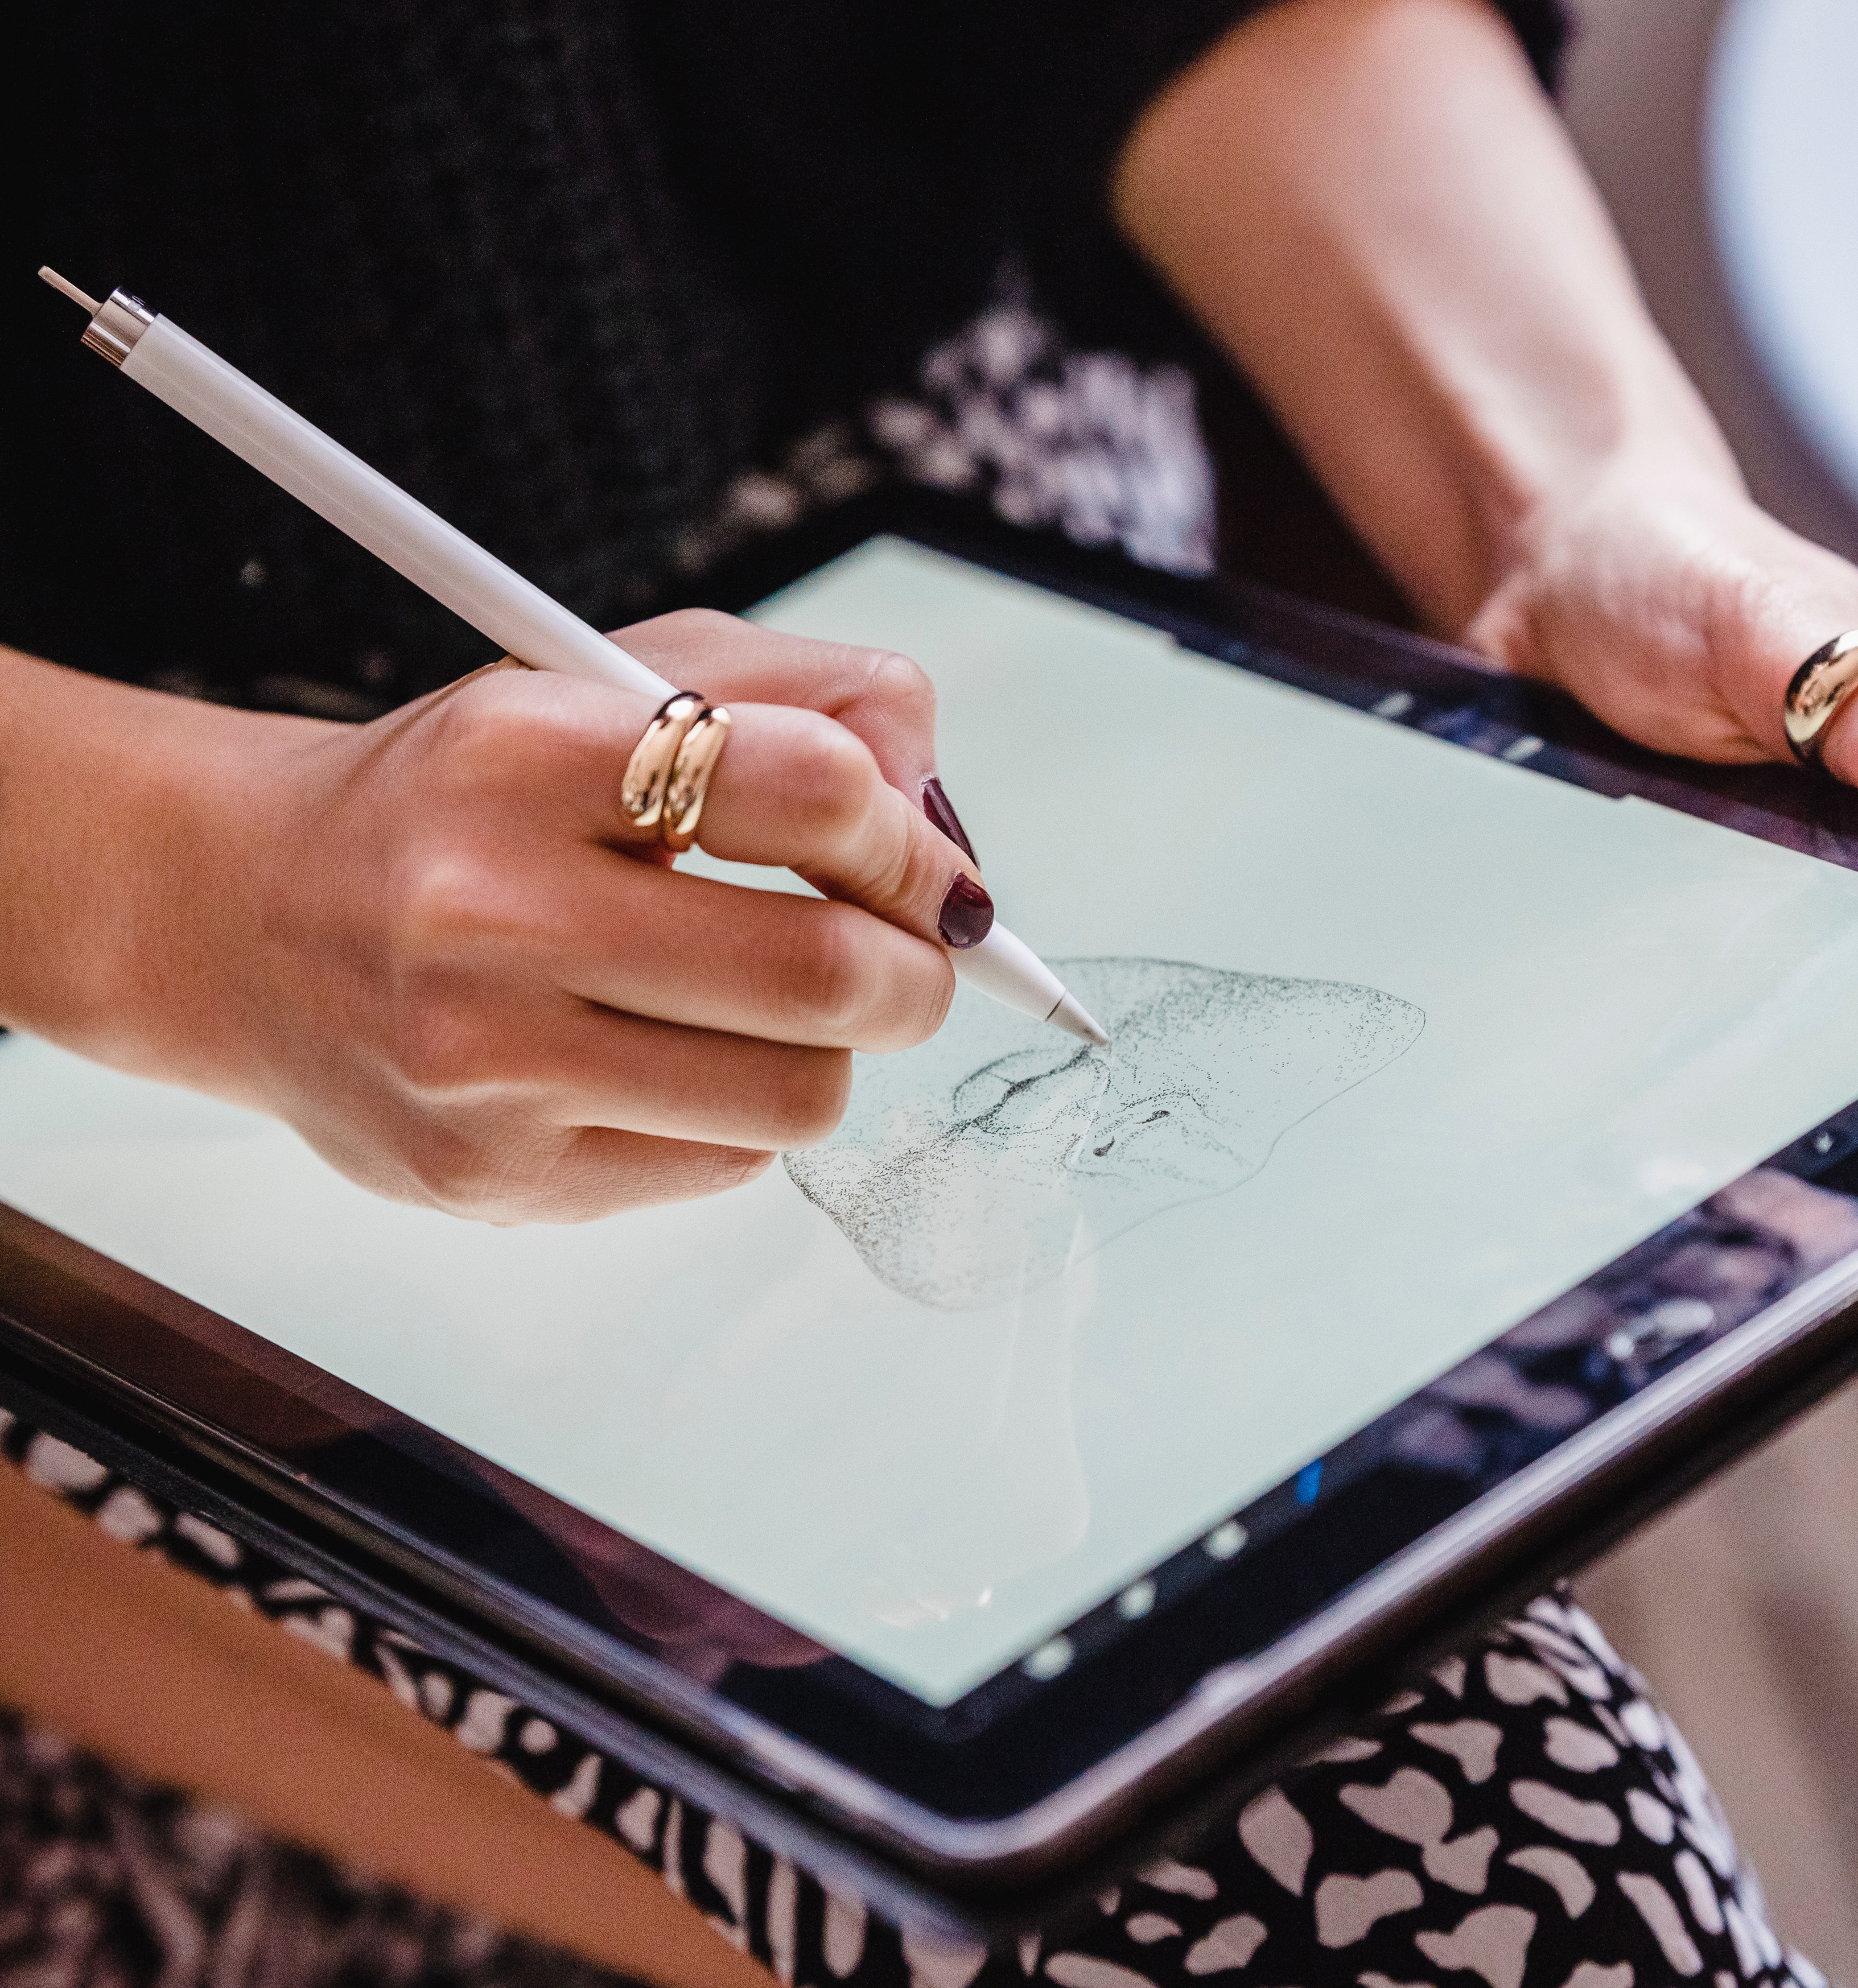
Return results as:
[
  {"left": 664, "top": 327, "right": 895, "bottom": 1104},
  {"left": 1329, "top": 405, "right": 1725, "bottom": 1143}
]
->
[
  {"left": 0, "top": 612, "right": 980, "bottom": 1222},
  {"left": 7, "top": 0, "right": 1858, "bottom": 1975},
  {"left": 0, "top": 1465, "right": 777, "bottom": 1988},
  {"left": 1112, "top": 0, "right": 1858, "bottom": 775}
]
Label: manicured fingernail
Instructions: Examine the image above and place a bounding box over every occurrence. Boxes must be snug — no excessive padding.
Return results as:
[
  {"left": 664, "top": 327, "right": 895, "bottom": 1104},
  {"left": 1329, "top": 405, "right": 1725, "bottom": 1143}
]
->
[
  {"left": 937, "top": 874, "right": 994, "bottom": 949},
  {"left": 922, "top": 778, "right": 977, "bottom": 863}
]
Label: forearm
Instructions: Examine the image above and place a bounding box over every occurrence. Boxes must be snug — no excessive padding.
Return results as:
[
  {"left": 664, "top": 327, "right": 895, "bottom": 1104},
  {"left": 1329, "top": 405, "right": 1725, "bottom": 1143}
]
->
[
  {"left": 0, "top": 647, "right": 321, "bottom": 1093},
  {"left": 0, "top": 649, "right": 290, "bottom": 1085},
  {"left": 1111, "top": 0, "right": 1739, "bottom": 635}
]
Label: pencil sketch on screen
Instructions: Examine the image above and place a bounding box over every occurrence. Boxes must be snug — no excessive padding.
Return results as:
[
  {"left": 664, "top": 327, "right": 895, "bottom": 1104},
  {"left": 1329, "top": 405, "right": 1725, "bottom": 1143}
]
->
[{"left": 785, "top": 958, "right": 1424, "bottom": 1309}]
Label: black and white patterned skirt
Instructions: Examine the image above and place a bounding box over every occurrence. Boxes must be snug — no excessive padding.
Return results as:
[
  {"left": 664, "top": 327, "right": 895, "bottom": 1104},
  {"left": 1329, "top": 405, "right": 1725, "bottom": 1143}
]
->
[{"left": 0, "top": 1414, "right": 1819, "bottom": 1988}]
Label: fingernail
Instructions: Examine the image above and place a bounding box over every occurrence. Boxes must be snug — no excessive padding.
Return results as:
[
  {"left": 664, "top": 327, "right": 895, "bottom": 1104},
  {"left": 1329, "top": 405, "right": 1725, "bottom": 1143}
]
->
[
  {"left": 937, "top": 874, "right": 994, "bottom": 949},
  {"left": 922, "top": 778, "right": 977, "bottom": 863}
]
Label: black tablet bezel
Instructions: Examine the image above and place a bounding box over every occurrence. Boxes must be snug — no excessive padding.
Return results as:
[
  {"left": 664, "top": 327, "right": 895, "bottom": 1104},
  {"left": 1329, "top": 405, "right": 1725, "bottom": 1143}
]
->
[{"left": 8, "top": 490, "right": 1858, "bottom": 1914}]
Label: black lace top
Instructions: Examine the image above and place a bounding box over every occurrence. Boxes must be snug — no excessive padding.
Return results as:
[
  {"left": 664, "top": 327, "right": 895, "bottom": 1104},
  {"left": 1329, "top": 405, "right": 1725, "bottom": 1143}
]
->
[{"left": 8, "top": 1, "right": 1566, "bottom": 705}]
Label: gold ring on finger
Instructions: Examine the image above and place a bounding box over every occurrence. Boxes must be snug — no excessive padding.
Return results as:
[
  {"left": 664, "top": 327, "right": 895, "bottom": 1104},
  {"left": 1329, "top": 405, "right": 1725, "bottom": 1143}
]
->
[
  {"left": 621, "top": 692, "right": 709, "bottom": 833},
  {"left": 662, "top": 704, "right": 732, "bottom": 853},
  {"left": 1783, "top": 631, "right": 1858, "bottom": 767}
]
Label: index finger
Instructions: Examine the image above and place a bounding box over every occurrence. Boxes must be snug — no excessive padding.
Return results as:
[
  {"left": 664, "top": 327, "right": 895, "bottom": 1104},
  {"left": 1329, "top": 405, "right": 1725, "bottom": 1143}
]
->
[
  {"left": 466, "top": 663, "right": 991, "bottom": 957},
  {"left": 691, "top": 700, "right": 994, "bottom": 954}
]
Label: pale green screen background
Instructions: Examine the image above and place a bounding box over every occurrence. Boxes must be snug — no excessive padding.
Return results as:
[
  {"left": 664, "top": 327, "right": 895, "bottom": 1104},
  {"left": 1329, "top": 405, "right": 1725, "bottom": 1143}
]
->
[{"left": 7, "top": 537, "right": 1858, "bottom": 1705}]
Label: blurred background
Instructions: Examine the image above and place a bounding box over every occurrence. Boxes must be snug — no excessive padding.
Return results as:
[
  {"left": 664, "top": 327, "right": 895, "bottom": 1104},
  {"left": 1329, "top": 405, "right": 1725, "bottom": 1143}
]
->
[{"left": 1560, "top": 0, "right": 1858, "bottom": 1968}]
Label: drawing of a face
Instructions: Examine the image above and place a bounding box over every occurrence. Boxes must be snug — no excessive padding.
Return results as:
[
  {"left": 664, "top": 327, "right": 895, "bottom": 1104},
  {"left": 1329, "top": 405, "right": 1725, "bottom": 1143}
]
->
[{"left": 786, "top": 958, "right": 1423, "bottom": 1309}]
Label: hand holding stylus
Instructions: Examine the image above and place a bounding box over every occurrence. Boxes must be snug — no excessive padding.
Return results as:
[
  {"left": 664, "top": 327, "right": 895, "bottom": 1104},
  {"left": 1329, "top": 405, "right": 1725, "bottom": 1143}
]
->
[
  {"left": 0, "top": 614, "right": 992, "bottom": 1220},
  {"left": 37, "top": 270, "right": 1108, "bottom": 1050},
  {"left": 4, "top": 265, "right": 1113, "bottom": 1223}
]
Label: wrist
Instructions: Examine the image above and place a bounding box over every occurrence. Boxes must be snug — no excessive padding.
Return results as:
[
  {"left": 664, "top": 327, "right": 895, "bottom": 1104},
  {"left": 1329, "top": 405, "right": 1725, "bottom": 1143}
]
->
[{"left": 1471, "top": 384, "right": 1748, "bottom": 640}]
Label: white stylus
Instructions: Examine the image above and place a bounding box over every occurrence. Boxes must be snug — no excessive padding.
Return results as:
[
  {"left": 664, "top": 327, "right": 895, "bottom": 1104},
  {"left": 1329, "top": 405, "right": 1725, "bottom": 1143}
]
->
[{"left": 39, "top": 270, "right": 1109, "bottom": 1048}]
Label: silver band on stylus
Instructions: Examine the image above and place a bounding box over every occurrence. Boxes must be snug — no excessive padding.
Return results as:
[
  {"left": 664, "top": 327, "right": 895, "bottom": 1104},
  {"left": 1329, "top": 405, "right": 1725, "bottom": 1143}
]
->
[
  {"left": 82, "top": 289, "right": 155, "bottom": 368},
  {"left": 1784, "top": 630, "right": 1858, "bottom": 766}
]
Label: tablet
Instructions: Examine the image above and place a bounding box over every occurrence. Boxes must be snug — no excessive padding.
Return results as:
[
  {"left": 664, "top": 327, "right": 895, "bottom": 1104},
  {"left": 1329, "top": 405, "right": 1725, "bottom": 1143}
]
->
[{"left": 9, "top": 496, "right": 1858, "bottom": 1927}]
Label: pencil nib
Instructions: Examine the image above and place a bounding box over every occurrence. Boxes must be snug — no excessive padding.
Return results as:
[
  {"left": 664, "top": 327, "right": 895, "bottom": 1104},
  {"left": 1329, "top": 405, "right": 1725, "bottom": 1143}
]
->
[
  {"left": 1047, "top": 990, "right": 1110, "bottom": 1048},
  {"left": 39, "top": 267, "right": 101, "bottom": 315}
]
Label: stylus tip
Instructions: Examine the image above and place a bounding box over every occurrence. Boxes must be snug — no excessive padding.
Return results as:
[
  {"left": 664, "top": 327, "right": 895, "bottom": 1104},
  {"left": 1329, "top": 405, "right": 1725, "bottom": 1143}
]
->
[
  {"left": 39, "top": 267, "right": 102, "bottom": 315},
  {"left": 1048, "top": 991, "right": 1110, "bottom": 1048}
]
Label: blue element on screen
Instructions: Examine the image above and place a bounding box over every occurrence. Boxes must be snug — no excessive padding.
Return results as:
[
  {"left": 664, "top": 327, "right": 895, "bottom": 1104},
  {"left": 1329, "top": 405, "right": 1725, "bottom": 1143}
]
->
[{"left": 1295, "top": 1460, "right": 1324, "bottom": 1505}]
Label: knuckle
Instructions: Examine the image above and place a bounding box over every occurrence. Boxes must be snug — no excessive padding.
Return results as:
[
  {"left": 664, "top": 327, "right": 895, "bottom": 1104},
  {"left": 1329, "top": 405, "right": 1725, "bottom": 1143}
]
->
[
  {"left": 393, "top": 848, "right": 508, "bottom": 963},
  {"left": 854, "top": 646, "right": 935, "bottom": 715},
  {"left": 382, "top": 984, "right": 494, "bottom": 1098},
  {"left": 781, "top": 718, "right": 874, "bottom": 836},
  {"left": 893, "top": 947, "right": 956, "bottom": 1049},
  {"left": 660, "top": 607, "right": 742, "bottom": 643},
  {"left": 432, "top": 674, "right": 564, "bottom": 783},
  {"left": 795, "top": 914, "right": 954, "bottom": 1051},
  {"left": 791, "top": 908, "right": 885, "bottom": 1038},
  {"left": 766, "top": 1049, "right": 853, "bottom": 1149},
  {"left": 612, "top": 606, "right": 744, "bottom": 662},
  {"left": 858, "top": 963, "right": 955, "bottom": 1054}
]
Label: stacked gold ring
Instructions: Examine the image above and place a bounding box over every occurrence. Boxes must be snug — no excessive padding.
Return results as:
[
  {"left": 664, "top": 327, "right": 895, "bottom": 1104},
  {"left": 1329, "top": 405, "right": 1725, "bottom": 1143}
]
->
[
  {"left": 620, "top": 691, "right": 733, "bottom": 853},
  {"left": 1784, "top": 631, "right": 1858, "bottom": 767}
]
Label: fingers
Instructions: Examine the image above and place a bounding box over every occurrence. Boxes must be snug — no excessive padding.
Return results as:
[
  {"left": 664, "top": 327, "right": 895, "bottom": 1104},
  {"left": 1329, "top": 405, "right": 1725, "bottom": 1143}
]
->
[
  {"left": 615, "top": 608, "right": 979, "bottom": 860},
  {"left": 1702, "top": 554, "right": 1858, "bottom": 784},
  {"left": 435, "top": 664, "right": 989, "bottom": 957},
  {"left": 457, "top": 1130, "right": 776, "bottom": 1225},
  {"left": 691, "top": 701, "right": 993, "bottom": 951},
  {"left": 552, "top": 1010, "right": 851, "bottom": 1149},
  {"left": 1464, "top": 473, "right": 1858, "bottom": 782},
  {"left": 264, "top": 620, "right": 987, "bottom": 1229},
  {"left": 547, "top": 853, "right": 953, "bottom": 1051},
  {"left": 617, "top": 608, "right": 935, "bottom": 790},
  {"left": 391, "top": 674, "right": 960, "bottom": 1043},
  {"left": 387, "top": 986, "right": 857, "bottom": 1152},
  {"left": 290, "top": 1091, "right": 777, "bottom": 1225}
]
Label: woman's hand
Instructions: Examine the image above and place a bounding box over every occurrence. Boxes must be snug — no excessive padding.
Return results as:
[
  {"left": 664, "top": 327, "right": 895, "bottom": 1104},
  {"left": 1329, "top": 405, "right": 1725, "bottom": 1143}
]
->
[
  {"left": 1114, "top": 0, "right": 1858, "bottom": 782},
  {"left": 0, "top": 614, "right": 986, "bottom": 1222},
  {"left": 1467, "top": 453, "right": 1858, "bottom": 780}
]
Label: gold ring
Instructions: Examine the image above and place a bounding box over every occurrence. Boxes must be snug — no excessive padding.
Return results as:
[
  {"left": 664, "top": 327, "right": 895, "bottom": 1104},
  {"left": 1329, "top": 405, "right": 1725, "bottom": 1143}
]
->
[
  {"left": 662, "top": 705, "right": 732, "bottom": 854},
  {"left": 1784, "top": 631, "right": 1858, "bottom": 766},
  {"left": 621, "top": 692, "right": 708, "bottom": 833}
]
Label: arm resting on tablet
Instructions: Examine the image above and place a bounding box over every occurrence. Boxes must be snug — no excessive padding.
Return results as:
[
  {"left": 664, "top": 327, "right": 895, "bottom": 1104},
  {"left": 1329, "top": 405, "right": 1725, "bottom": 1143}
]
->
[{"left": 1112, "top": 0, "right": 1858, "bottom": 781}]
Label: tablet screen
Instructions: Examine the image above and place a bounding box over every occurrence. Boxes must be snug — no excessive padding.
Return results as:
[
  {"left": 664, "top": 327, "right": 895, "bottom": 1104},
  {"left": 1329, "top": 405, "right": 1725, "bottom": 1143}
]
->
[{"left": 8, "top": 535, "right": 1858, "bottom": 1713}]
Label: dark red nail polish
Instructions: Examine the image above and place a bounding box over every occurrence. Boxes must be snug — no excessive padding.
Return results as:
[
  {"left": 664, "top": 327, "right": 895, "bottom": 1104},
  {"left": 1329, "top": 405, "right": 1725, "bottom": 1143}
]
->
[
  {"left": 922, "top": 778, "right": 977, "bottom": 863},
  {"left": 938, "top": 874, "right": 994, "bottom": 949}
]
